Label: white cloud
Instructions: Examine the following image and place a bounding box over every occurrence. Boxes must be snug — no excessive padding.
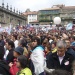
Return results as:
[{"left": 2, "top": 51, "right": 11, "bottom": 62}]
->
[{"left": 13, "top": 0, "right": 50, "bottom": 11}]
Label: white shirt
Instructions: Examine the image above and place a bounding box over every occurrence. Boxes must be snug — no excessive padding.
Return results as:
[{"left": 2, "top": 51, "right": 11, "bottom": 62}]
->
[
  {"left": 4, "top": 50, "right": 9, "bottom": 60},
  {"left": 14, "top": 40, "right": 18, "bottom": 48},
  {"left": 58, "top": 54, "right": 65, "bottom": 65}
]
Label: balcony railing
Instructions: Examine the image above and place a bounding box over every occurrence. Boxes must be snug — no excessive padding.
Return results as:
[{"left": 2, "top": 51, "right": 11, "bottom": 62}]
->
[{"left": 39, "top": 19, "right": 53, "bottom": 22}]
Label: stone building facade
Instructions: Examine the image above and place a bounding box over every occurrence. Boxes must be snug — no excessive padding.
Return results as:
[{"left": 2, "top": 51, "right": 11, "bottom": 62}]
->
[
  {"left": 38, "top": 4, "right": 75, "bottom": 25},
  {"left": 23, "top": 9, "right": 38, "bottom": 25},
  {"left": 0, "top": 3, "right": 26, "bottom": 27}
]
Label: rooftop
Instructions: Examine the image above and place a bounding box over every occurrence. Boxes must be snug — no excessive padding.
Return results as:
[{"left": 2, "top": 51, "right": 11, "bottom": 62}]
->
[
  {"left": 39, "top": 5, "right": 75, "bottom": 11},
  {"left": 23, "top": 11, "right": 38, "bottom": 15},
  {"left": 62, "top": 6, "right": 75, "bottom": 9},
  {"left": 40, "top": 7, "right": 60, "bottom": 11}
]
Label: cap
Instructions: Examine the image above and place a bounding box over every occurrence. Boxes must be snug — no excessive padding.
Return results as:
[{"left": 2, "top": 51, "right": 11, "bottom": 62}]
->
[{"left": 14, "top": 46, "right": 24, "bottom": 55}]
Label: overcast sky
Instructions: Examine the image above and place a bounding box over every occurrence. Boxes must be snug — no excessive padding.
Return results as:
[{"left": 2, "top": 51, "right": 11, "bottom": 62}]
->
[{"left": 0, "top": 0, "right": 75, "bottom": 12}]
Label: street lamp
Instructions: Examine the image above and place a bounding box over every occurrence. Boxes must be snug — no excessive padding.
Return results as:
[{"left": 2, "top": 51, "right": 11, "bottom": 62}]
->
[{"left": 50, "top": 22, "right": 52, "bottom": 27}]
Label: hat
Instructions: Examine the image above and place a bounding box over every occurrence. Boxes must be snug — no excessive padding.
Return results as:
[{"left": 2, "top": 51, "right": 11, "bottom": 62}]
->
[{"left": 14, "top": 46, "right": 24, "bottom": 55}]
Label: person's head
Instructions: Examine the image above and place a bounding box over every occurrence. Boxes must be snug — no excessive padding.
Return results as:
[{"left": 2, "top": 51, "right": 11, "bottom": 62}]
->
[
  {"left": 16, "top": 55, "right": 28, "bottom": 69},
  {"left": 41, "top": 36, "right": 47, "bottom": 44},
  {"left": 69, "top": 36, "right": 75, "bottom": 43},
  {"left": 42, "top": 39, "right": 48, "bottom": 47},
  {"left": 65, "top": 39, "right": 70, "bottom": 48},
  {"left": 18, "top": 38, "right": 27, "bottom": 48},
  {"left": 48, "top": 69, "right": 70, "bottom": 75},
  {"left": 11, "top": 34, "right": 18, "bottom": 41},
  {"left": 19, "top": 35, "right": 24, "bottom": 40},
  {"left": 56, "top": 40, "right": 67, "bottom": 57},
  {"left": 5, "top": 40, "right": 15, "bottom": 50},
  {"left": 13, "top": 46, "right": 24, "bottom": 57},
  {"left": 51, "top": 41, "right": 56, "bottom": 50},
  {"left": 0, "top": 46, "right": 5, "bottom": 60},
  {"left": 31, "top": 37, "right": 41, "bottom": 48},
  {"left": 3, "top": 35, "right": 6, "bottom": 40},
  {"left": 27, "top": 42, "right": 33, "bottom": 52},
  {"left": 62, "top": 33, "right": 68, "bottom": 40},
  {"left": 45, "top": 42, "right": 51, "bottom": 54}
]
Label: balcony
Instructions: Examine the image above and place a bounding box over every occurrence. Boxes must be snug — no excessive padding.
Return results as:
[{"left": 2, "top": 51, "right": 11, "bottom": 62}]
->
[
  {"left": 61, "top": 17, "right": 73, "bottom": 21},
  {"left": 39, "top": 19, "right": 53, "bottom": 22}
]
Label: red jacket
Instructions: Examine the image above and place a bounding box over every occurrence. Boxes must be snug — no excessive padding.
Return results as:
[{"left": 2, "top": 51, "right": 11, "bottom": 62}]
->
[{"left": 9, "top": 59, "right": 19, "bottom": 75}]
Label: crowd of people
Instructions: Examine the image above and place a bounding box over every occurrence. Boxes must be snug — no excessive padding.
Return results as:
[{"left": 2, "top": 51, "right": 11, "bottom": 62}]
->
[{"left": 0, "top": 27, "right": 75, "bottom": 75}]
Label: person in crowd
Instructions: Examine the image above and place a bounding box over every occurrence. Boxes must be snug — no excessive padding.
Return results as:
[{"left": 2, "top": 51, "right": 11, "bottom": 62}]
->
[
  {"left": 72, "top": 60, "right": 75, "bottom": 75},
  {"left": 70, "top": 36, "right": 75, "bottom": 51},
  {"left": 16, "top": 55, "right": 32, "bottom": 75},
  {"left": 18, "top": 38, "right": 28, "bottom": 57},
  {"left": 9, "top": 46, "right": 24, "bottom": 75},
  {"left": 47, "top": 40, "right": 75, "bottom": 74},
  {"left": 0, "top": 34, "right": 5, "bottom": 47},
  {"left": 65, "top": 39, "right": 75, "bottom": 58},
  {"left": 46, "top": 69, "right": 71, "bottom": 75},
  {"left": 45, "top": 42, "right": 51, "bottom": 59},
  {"left": 30, "top": 36, "right": 46, "bottom": 75},
  {"left": 5, "top": 39, "right": 15, "bottom": 64},
  {"left": 50, "top": 41, "right": 57, "bottom": 53},
  {"left": 70, "top": 36, "right": 75, "bottom": 45},
  {"left": 11, "top": 34, "right": 19, "bottom": 48},
  {"left": 4, "top": 38, "right": 10, "bottom": 60},
  {"left": 0, "top": 45, "right": 11, "bottom": 75},
  {"left": 42, "top": 38, "right": 48, "bottom": 50},
  {"left": 48, "top": 36, "right": 53, "bottom": 44},
  {"left": 27, "top": 42, "right": 35, "bottom": 75},
  {"left": 27, "top": 42, "right": 33, "bottom": 59}
]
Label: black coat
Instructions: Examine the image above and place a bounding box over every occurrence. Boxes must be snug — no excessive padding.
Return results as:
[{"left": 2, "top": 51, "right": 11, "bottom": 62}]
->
[
  {"left": 67, "top": 47, "right": 75, "bottom": 59},
  {"left": 0, "top": 60, "right": 11, "bottom": 75},
  {"left": 47, "top": 52, "right": 75, "bottom": 72},
  {"left": 6, "top": 48, "right": 15, "bottom": 64}
]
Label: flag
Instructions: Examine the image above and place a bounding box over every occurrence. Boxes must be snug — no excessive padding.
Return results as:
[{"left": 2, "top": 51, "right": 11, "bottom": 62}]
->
[
  {"left": 66, "top": 23, "right": 73, "bottom": 30},
  {"left": 5, "top": 24, "right": 12, "bottom": 34},
  {"left": 10, "top": 23, "right": 12, "bottom": 32}
]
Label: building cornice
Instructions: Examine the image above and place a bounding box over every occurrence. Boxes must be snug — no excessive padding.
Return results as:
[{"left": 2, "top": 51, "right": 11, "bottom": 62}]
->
[{"left": 0, "top": 6, "right": 26, "bottom": 20}]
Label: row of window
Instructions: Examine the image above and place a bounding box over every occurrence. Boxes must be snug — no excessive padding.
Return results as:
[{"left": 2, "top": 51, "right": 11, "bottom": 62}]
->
[
  {"left": 28, "top": 15, "right": 36, "bottom": 17},
  {"left": 40, "top": 10, "right": 59, "bottom": 14},
  {"left": 29, "top": 19, "right": 36, "bottom": 22}
]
